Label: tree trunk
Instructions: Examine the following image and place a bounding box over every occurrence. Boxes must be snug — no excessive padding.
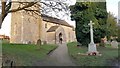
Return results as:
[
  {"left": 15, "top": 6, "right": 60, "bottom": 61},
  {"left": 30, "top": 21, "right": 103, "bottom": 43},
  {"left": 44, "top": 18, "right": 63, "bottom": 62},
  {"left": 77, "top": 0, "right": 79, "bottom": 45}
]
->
[{"left": 0, "top": 0, "right": 6, "bottom": 28}]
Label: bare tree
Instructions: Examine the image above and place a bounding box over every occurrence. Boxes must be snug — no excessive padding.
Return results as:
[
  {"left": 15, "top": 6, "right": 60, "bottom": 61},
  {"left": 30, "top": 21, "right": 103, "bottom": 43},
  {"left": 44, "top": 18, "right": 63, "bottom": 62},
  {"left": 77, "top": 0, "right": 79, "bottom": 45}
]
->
[
  {"left": 0, "top": 0, "right": 71, "bottom": 28},
  {"left": 41, "top": 0, "right": 71, "bottom": 19}
]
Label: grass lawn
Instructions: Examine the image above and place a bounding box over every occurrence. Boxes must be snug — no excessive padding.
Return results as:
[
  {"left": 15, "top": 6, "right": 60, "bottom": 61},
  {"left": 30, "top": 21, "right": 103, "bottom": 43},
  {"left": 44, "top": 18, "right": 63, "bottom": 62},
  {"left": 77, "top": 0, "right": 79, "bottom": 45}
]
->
[
  {"left": 2, "top": 43, "right": 57, "bottom": 66},
  {"left": 67, "top": 42, "right": 119, "bottom": 66}
]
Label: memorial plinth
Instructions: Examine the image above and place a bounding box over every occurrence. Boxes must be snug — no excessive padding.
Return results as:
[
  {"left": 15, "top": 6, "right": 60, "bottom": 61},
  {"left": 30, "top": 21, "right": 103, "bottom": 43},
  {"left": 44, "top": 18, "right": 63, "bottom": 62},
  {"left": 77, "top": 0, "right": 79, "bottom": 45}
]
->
[{"left": 87, "top": 21, "right": 99, "bottom": 55}]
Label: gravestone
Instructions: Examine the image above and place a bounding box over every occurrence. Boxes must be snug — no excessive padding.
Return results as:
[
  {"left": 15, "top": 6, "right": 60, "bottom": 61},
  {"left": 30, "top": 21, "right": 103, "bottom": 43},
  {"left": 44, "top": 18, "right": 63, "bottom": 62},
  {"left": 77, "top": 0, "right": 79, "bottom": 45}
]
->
[
  {"left": 28, "top": 41, "right": 31, "bottom": 44},
  {"left": 111, "top": 40, "right": 118, "bottom": 48},
  {"left": 43, "top": 41, "right": 47, "bottom": 44},
  {"left": 37, "top": 39, "right": 41, "bottom": 45},
  {"left": 106, "top": 41, "right": 111, "bottom": 45}
]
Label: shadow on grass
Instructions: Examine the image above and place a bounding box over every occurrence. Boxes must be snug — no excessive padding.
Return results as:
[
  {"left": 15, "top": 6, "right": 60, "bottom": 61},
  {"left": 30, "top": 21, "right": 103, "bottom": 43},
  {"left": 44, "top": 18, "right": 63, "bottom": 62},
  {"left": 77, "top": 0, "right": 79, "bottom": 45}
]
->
[{"left": 2, "top": 43, "right": 57, "bottom": 66}]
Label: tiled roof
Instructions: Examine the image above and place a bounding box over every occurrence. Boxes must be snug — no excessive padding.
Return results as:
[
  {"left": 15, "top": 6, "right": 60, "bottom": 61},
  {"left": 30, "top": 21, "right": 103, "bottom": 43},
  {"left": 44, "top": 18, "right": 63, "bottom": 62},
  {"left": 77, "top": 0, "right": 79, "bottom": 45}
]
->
[
  {"left": 47, "top": 26, "right": 59, "bottom": 32},
  {"left": 41, "top": 14, "right": 73, "bottom": 28}
]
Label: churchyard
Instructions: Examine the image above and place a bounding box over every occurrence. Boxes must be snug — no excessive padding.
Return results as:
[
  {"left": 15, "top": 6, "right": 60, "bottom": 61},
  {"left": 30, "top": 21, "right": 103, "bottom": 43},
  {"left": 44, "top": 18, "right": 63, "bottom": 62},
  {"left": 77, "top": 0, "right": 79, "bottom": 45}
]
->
[
  {"left": 2, "top": 41, "right": 57, "bottom": 66},
  {"left": 1, "top": 20, "right": 119, "bottom": 66},
  {"left": 0, "top": 0, "right": 119, "bottom": 67},
  {"left": 67, "top": 42, "right": 119, "bottom": 66},
  {"left": 1, "top": 39, "right": 119, "bottom": 66}
]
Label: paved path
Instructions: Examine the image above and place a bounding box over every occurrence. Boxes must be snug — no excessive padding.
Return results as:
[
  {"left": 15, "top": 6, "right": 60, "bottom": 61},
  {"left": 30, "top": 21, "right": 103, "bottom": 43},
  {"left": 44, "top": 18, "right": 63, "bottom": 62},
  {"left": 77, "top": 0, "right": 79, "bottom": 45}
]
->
[{"left": 33, "top": 43, "right": 76, "bottom": 66}]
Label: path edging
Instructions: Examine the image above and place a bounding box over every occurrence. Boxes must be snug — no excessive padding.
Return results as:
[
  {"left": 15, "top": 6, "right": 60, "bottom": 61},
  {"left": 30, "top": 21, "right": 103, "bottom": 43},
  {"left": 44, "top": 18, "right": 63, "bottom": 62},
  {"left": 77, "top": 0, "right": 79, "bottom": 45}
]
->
[{"left": 47, "top": 46, "right": 58, "bottom": 55}]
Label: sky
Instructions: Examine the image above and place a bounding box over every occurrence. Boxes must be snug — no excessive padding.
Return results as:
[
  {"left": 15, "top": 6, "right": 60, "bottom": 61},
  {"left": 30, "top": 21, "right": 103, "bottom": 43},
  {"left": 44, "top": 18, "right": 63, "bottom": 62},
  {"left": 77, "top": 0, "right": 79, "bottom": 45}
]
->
[
  {"left": 106, "top": 0, "right": 119, "bottom": 16},
  {"left": 0, "top": 0, "right": 119, "bottom": 37}
]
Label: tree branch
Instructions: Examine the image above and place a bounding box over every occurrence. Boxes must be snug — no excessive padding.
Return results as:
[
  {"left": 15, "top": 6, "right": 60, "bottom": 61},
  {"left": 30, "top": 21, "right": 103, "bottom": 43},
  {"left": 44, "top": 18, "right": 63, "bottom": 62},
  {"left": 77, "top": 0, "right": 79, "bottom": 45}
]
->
[{"left": 8, "top": 2, "right": 37, "bottom": 13}]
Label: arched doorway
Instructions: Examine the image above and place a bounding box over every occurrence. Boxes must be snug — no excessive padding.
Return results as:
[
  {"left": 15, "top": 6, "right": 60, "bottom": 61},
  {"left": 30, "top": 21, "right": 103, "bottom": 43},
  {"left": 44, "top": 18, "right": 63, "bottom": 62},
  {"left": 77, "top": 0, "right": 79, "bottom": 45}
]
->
[
  {"left": 59, "top": 33, "right": 63, "bottom": 44},
  {"left": 55, "top": 26, "right": 66, "bottom": 44}
]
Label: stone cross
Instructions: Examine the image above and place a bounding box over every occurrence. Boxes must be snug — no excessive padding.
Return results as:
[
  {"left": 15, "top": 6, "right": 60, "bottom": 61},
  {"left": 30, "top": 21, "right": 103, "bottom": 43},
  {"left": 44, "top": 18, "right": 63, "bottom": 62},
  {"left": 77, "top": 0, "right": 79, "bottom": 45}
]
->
[
  {"left": 89, "top": 21, "right": 94, "bottom": 44},
  {"left": 88, "top": 21, "right": 97, "bottom": 53}
]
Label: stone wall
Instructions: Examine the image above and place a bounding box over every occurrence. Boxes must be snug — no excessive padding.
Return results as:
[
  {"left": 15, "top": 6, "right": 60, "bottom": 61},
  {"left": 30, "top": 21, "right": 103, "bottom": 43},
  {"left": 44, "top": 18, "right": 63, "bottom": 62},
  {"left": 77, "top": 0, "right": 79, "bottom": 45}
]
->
[
  {"left": 42, "top": 20, "right": 76, "bottom": 44},
  {"left": 11, "top": 2, "right": 42, "bottom": 44},
  {"left": 11, "top": 2, "right": 76, "bottom": 44},
  {"left": 46, "top": 32, "right": 55, "bottom": 44}
]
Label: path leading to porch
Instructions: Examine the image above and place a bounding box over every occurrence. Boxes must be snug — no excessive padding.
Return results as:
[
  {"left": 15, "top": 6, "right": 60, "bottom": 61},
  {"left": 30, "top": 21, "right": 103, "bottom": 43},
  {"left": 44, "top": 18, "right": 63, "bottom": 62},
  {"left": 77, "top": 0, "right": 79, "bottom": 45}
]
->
[{"left": 34, "top": 43, "right": 76, "bottom": 66}]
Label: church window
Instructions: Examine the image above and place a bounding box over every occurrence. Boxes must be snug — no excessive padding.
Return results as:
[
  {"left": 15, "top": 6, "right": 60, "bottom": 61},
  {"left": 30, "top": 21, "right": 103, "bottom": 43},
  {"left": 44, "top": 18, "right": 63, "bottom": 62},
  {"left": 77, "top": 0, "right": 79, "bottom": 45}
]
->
[{"left": 45, "top": 23, "right": 47, "bottom": 28}]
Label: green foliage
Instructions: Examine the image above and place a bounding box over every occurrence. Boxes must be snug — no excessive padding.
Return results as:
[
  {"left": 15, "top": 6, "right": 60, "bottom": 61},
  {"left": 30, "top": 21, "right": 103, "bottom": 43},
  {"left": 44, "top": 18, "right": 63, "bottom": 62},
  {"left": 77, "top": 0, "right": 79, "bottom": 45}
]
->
[
  {"left": 106, "top": 13, "right": 118, "bottom": 40},
  {"left": 117, "top": 26, "right": 120, "bottom": 42},
  {"left": 99, "top": 42, "right": 105, "bottom": 47},
  {"left": 70, "top": 2, "right": 108, "bottom": 46}
]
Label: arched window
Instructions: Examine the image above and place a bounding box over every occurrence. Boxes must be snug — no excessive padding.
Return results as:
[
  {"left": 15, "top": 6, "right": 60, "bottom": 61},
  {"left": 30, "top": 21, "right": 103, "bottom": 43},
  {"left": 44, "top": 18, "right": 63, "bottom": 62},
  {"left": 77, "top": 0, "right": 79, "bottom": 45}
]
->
[{"left": 45, "top": 23, "right": 47, "bottom": 28}]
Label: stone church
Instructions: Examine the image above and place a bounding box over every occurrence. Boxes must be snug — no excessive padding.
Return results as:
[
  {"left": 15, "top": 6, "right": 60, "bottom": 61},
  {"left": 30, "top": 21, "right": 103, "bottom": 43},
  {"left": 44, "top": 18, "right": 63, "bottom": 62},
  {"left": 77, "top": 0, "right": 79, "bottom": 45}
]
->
[{"left": 10, "top": 2, "right": 76, "bottom": 45}]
